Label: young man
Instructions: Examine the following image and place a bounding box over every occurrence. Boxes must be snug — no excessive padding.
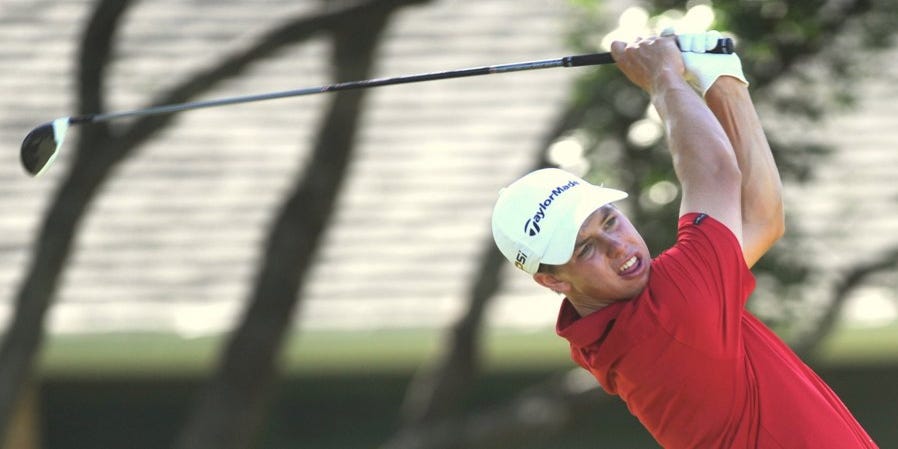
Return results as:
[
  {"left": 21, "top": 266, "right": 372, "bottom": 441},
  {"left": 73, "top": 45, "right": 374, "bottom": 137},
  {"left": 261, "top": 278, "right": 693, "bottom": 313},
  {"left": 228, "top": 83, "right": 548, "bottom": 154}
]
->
[{"left": 490, "top": 32, "right": 878, "bottom": 448}]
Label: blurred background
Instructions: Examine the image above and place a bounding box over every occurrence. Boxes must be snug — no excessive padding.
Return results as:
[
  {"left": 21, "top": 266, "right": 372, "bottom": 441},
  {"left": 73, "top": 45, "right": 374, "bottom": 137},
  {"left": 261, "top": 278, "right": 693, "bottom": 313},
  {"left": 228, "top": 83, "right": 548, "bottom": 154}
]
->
[{"left": 1, "top": 0, "right": 897, "bottom": 448}]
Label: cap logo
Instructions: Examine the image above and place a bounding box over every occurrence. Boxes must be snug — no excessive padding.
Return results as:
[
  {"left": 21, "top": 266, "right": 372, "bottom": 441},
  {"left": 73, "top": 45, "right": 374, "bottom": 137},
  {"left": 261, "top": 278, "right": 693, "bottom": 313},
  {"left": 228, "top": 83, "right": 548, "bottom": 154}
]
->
[
  {"left": 523, "top": 180, "right": 579, "bottom": 236},
  {"left": 514, "top": 250, "right": 528, "bottom": 271}
]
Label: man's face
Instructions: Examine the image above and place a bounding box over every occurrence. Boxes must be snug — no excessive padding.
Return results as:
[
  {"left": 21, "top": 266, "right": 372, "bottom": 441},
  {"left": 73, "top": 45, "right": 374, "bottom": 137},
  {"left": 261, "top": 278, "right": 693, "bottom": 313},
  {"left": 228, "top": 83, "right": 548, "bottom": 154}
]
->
[{"left": 537, "top": 205, "right": 651, "bottom": 308}]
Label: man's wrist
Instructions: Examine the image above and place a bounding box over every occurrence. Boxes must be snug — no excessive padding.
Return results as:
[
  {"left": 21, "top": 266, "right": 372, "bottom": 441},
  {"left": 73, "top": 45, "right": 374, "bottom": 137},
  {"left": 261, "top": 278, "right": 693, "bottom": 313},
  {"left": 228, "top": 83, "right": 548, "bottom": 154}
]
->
[
  {"left": 651, "top": 69, "right": 690, "bottom": 95},
  {"left": 705, "top": 76, "right": 750, "bottom": 102}
]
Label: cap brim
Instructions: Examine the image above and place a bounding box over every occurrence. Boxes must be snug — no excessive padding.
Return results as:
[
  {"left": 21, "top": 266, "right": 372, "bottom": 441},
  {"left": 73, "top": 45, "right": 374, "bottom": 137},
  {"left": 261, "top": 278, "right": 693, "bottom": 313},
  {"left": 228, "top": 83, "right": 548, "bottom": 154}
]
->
[{"left": 540, "top": 185, "right": 628, "bottom": 266}]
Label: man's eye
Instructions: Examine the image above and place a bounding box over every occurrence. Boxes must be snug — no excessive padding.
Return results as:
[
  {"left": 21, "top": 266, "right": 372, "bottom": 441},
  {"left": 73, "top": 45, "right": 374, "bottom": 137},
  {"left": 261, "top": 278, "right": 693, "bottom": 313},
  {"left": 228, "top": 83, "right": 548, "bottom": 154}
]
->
[
  {"left": 578, "top": 242, "right": 593, "bottom": 258},
  {"left": 603, "top": 216, "right": 617, "bottom": 229}
]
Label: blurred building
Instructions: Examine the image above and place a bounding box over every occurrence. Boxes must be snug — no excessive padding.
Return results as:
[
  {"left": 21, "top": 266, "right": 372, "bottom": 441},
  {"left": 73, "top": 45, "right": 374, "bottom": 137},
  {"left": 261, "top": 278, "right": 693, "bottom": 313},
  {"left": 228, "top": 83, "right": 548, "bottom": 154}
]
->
[{"left": 0, "top": 0, "right": 895, "bottom": 337}]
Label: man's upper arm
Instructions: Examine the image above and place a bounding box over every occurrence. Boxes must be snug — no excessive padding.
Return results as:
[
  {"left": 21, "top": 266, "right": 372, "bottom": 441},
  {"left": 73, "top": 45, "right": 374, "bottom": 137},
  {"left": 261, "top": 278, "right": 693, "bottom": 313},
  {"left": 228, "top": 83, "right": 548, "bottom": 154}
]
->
[
  {"left": 678, "top": 161, "right": 744, "bottom": 249},
  {"left": 705, "top": 80, "right": 785, "bottom": 268}
]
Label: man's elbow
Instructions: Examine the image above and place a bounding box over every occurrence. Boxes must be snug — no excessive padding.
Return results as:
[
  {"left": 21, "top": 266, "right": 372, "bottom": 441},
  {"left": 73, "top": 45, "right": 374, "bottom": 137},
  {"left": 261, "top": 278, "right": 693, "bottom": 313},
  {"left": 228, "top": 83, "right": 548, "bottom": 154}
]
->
[
  {"left": 767, "top": 204, "right": 786, "bottom": 245},
  {"left": 744, "top": 209, "right": 784, "bottom": 267},
  {"left": 747, "top": 200, "right": 785, "bottom": 250}
]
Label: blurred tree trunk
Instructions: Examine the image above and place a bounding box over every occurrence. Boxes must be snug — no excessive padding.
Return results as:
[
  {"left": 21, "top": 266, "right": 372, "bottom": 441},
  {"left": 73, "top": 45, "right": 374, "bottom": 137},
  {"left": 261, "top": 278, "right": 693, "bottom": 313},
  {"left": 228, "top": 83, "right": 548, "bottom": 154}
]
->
[
  {"left": 2, "top": 382, "right": 41, "bottom": 449},
  {"left": 0, "top": 0, "right": 425, "bottom": 445},
  {"left": 170, "top": 4, "right": 411, "bottom": 448},
  {"left": 384, "top": 103, "right": 590, "bottom": 447},
  {"left": 0, "top": 1, "right": 135, "bottom": 444},
  {"left": 394, "top": 242, "right": 503, "bottom": 425},
  {"left": 386, "top": 368, "right": 609, "bottom": 449}
]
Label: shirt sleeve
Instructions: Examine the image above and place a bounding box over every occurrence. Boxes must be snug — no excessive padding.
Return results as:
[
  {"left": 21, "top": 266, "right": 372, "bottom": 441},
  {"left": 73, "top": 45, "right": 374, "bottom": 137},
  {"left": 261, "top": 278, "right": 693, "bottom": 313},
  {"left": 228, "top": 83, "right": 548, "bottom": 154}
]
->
[{"left": 646, "top": 213, "right": 756, "bottom": 357}]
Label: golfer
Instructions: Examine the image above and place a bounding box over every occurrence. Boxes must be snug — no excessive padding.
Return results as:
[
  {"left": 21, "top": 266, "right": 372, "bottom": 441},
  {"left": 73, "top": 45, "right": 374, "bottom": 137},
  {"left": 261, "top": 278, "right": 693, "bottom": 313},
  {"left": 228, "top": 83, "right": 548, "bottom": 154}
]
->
[{"left": 491, "top": 31, "right": 878, "bottom": 448}]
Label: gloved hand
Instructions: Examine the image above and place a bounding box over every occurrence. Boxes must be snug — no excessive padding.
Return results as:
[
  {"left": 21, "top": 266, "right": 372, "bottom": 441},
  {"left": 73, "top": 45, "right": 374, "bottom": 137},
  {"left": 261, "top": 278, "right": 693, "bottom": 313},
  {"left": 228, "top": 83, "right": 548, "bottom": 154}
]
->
[{"left": 661, "top": 29, "right": 748, "bottom": 97}]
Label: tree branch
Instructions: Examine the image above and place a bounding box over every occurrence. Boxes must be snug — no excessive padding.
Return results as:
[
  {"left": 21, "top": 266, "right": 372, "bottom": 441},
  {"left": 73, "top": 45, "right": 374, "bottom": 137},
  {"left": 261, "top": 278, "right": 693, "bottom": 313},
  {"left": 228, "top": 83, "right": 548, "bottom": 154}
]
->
[
  {"left": 792, "top": 247, "right": 898, "bottom": 359},
  {"left": 1, "top": 0, "right": 428, "bottom": 446},
  {"left": 119, "top": 0, "right": 429, "bottom": 154}
]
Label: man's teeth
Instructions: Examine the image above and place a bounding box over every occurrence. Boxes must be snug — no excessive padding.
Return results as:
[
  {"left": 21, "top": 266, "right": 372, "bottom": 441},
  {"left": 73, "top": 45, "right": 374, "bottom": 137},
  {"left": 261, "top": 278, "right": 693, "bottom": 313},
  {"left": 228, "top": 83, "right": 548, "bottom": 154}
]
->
[{"left": 619, "top": 256, "right": 637, "bottom": 273}]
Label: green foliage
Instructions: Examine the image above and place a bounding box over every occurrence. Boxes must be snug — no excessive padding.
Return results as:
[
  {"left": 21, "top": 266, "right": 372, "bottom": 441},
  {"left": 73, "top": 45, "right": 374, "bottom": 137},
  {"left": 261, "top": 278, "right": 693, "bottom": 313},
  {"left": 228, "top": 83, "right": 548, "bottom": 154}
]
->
[{"left": 561, "top": 0, "right": 898, "bottom": 329}]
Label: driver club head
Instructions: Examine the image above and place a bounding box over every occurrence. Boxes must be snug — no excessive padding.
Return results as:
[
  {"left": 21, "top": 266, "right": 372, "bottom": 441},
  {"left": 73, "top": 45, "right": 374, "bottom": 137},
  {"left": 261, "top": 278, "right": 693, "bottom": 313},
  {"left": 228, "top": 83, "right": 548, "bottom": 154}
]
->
[{"left": 21, "top": 118, "right": 69, "bottom": 177}]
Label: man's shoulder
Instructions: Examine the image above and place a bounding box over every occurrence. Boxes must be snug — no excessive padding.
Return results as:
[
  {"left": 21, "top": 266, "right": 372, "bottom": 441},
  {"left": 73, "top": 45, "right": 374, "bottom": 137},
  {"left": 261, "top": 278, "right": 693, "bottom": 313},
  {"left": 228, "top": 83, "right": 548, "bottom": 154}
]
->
[
  {"left": 675, "top": 212, "right": 742, "bottom": 250},
  {"left": 651, "top": 213, "right": 750, "bottom": 291}
]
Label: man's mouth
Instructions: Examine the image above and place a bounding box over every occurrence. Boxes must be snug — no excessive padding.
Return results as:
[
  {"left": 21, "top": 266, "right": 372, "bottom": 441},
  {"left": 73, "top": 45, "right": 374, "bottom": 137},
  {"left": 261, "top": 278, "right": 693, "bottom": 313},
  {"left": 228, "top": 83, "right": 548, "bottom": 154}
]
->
[{"left": 618, "top": 255, "right": 641, "bottom": 276}]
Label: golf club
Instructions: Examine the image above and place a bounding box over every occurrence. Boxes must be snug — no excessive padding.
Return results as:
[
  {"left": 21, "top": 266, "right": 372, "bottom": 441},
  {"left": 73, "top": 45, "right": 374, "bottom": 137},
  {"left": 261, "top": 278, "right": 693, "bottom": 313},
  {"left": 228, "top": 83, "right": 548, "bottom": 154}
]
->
[{"left": 20, "top": 38, "right": 733, "bottom": 177}]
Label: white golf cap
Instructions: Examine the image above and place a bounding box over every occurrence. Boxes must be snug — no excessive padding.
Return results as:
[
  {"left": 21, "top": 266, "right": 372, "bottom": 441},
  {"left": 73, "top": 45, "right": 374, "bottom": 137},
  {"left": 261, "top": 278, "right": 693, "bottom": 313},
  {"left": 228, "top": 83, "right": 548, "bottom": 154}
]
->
[{"left": 491, "top": 168, "right": 628, "bottom": 274}]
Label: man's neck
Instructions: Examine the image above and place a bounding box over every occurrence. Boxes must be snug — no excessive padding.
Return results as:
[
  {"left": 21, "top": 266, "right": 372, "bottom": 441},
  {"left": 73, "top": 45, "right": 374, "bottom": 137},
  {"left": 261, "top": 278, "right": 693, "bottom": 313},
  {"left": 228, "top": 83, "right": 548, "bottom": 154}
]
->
[{"left": 569, "top": 298, "right": 613, "bottom": 317}]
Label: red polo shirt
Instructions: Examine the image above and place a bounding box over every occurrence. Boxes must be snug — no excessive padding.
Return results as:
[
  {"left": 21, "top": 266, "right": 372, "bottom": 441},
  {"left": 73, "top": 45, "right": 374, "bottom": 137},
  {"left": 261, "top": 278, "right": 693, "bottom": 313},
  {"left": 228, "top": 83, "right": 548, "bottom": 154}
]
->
[{"left": 556, "top": 213, "right": 877, "bottom": 449}]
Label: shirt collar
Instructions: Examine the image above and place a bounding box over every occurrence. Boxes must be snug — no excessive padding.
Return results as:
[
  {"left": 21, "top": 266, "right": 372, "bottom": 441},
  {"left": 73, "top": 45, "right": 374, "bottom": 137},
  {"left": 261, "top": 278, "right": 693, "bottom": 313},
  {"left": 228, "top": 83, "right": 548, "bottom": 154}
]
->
[{"left": 555, "top": 297, "right": 626, "bottom": 348}]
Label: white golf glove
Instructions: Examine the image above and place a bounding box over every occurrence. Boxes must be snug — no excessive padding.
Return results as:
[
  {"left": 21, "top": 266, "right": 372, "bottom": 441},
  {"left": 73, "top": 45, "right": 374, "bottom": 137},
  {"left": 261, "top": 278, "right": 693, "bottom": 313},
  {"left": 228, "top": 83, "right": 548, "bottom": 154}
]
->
[{"left": 662, "top": 29, "right": 749, "bottom": 96}]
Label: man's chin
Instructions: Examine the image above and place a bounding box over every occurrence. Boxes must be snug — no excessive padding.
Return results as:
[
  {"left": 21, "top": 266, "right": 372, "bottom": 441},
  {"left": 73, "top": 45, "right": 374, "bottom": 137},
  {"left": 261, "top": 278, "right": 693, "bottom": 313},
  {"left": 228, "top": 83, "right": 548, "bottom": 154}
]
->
[{"left": 614, "top": 278, "right": 650, "bottom": 302}]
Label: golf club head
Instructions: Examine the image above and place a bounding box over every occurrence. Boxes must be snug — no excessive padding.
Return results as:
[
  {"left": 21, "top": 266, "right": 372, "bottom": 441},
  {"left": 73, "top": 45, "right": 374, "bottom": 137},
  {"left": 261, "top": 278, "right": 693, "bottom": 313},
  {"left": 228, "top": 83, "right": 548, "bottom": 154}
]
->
[{"left": 21, "top": 118, "right": 69, "bottom": 177}]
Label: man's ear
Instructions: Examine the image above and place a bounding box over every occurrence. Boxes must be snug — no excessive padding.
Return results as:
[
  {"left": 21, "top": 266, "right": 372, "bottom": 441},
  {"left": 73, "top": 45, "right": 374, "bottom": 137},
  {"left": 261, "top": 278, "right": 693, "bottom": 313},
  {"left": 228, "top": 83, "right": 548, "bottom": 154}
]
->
[{"left": 533, "top": 272, "right": 569, "bottom": 295}]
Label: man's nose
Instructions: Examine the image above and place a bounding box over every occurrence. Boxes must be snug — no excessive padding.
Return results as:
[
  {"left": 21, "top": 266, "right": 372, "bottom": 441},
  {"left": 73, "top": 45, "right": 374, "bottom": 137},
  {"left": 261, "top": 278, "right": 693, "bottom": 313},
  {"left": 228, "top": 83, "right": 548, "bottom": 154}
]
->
[{"left": 603, "top": 234, "right": 626, "bottom": 257}]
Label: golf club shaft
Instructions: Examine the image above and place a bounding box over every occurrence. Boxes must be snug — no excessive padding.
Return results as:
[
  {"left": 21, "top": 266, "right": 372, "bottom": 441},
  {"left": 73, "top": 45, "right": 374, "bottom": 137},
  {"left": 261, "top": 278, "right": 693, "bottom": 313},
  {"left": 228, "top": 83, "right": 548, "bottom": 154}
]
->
[
  {"left": 70, "top": 55, "right": 607, "bottom": 124},
  {"left": 69, "top": 38, "right": 733, "bottom": 124}
]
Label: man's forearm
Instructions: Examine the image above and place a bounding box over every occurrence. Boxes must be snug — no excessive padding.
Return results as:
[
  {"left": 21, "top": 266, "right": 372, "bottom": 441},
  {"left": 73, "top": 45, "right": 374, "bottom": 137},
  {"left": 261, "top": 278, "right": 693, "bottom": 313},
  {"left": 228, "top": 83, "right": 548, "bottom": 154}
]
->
[
  {"left": 653, "top": 72, "right": 744, "bottom": 246},
  {"left": 705, "top": 79, "right": 784, "bottom": 267}
]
